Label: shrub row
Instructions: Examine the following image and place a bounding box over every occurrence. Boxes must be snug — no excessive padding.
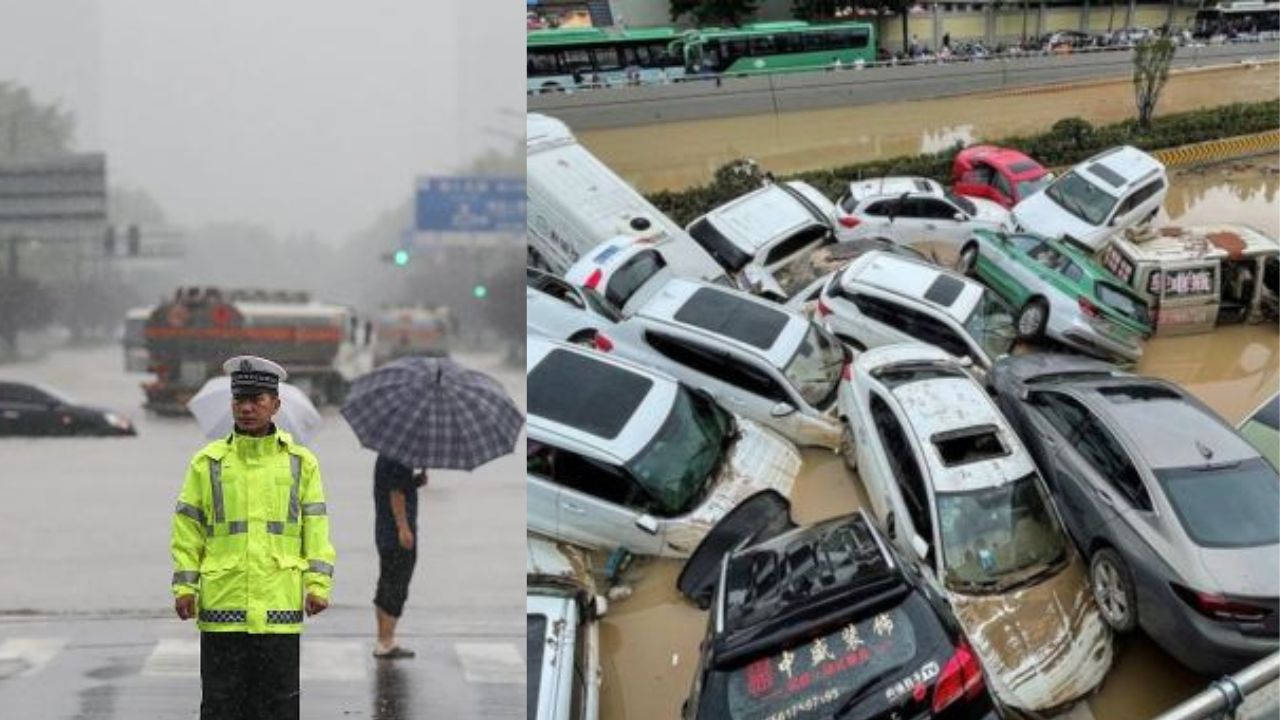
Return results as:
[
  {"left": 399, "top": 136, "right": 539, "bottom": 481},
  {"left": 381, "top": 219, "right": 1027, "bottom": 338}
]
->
[{"left": 646, "top": 99, "right": 1280, "bottom": 226}]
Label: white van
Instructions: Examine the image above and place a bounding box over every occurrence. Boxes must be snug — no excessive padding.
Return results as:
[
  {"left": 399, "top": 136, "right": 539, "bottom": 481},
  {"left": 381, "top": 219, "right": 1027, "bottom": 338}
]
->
[{"left": 526, "top": 113, "right": 731, "bottom": 286}]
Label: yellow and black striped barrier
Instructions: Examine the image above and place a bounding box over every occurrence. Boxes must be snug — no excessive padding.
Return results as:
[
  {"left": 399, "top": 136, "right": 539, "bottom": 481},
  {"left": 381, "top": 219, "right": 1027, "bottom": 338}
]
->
[{"left": 1151, "top": 130, "right": 1280, "bottom": 168}]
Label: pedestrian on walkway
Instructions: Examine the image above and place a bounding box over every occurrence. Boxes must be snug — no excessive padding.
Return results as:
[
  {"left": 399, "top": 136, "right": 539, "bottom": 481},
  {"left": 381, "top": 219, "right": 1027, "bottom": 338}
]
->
[
  {"left": 170, "top": 355, "right": 336, "bottom": 720},
  {"left": 372, "top": 454, "right": 426, "bottom": 659}
]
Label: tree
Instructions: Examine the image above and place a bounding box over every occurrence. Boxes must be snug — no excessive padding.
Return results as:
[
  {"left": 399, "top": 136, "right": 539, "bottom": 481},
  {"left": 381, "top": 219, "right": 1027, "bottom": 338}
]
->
[
  {"left": 792, "top": 0, "right": 838, "bottom": 21},
  {"left": 669, "top": 0, "right": 759, "bottom": 25},
  {"left": 0, "top": 82, "right": 74, "bottom": 160},
  {"left": 1133, "top": 37, "right": 1176, "bottom": 128}
]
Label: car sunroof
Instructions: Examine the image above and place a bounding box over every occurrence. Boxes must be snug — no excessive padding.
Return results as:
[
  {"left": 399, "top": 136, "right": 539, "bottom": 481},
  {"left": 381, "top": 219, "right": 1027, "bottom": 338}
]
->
[
  {"left": 529, "top": 349, "right": 653, "bottom": 439},
  {"left": 923, "top": 275, "right": 965, "bottom": 307},
  {"left": 1087, "top": 163, "right": 1127, "bottom": 188},
  {"left": 932, "top": 426, "right": 1008, "bottom": 467},
  {"left": 673, "top": 287, "right": 789, "bottom": 350}
]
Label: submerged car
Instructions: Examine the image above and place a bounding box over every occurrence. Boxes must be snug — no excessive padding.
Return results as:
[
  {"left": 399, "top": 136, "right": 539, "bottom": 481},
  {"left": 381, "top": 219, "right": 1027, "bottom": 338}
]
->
[
  {"left": 956, "top": 229, "right": 1151, "bottom": 362},
  {"left": 1239, "top": 393, "right": 1279, "bottom": 471},
  {"left": 0, "top": 381, "right": 136, "bottom": 437},
  {"left": 527, "top": 337, "right": 800, "bottom": 558},
  {"left": 842, "top": 345, "right": 1113, "bottom": 712},
  {"left": 594, "top": 278, "right": 849, "bottom": 450},
  {"left": 528, "top": 537, "right": 604, "bottom": 720},
  {"left": 815, "top": 250, "right": 1017, "bottom": 384},
  {"left": 680, "top": 510, "right": 1002, "bottom": 720},
  {"left": 992, "top": 354, "right": 1280, "bottom": 676},
  {"left": 952, "top": 145, "right": 1051, "bottom": 210},
  {"left": 835, "top": 177, "right": 1009, "bottom": 263}
]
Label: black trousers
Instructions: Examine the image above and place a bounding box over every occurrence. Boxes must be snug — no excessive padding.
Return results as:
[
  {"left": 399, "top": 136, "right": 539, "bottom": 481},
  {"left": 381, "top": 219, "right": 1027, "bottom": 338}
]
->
[
  {"left": 200, "top": 631, "right": 300, "bottom": 720},
  {"left": 374, "top": 547, "right": 417, "bottom": 618}
]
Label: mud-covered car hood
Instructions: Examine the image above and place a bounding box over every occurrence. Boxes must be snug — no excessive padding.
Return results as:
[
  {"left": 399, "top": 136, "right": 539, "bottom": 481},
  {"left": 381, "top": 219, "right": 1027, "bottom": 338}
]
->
[
  {"left": 667, "top": 419, "right": 801, "bottom": 556},
  {"left": 948, "top": 552, "right": 1113, "bottom": 712}
]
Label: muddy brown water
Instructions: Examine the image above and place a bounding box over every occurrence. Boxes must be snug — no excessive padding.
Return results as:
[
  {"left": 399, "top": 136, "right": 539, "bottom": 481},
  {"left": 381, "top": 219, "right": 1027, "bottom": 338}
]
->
[
  {"left": 577, "top": 65, "right": 1280, "bottom": 194},
  {"left": 594, "top": 164, "right": 1279, "bottom": 719}
]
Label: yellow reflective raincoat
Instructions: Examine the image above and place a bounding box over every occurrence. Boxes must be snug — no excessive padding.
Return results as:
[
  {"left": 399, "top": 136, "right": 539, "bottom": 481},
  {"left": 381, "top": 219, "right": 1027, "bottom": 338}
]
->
[{"left": 170, "top": 429, "right": 336, "bottom": 633}]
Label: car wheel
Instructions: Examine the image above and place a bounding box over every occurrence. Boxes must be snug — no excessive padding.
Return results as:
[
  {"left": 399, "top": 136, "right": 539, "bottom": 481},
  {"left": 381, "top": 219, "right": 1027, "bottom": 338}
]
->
[
  {"left": 1090, "top": 548, "right": 1138, "bottom": 633},
  {"left": 956, "top": 243, "right": 979, "bottom": 276},
  {"left": 1016, "top": 299, "right": 1048, "bottom": 340},
  {"left": 840, "top": 422, "right": 857, "bottom": 471}
]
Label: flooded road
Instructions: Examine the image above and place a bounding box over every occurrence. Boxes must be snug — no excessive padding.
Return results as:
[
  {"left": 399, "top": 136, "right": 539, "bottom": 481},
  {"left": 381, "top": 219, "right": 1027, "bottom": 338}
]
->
[
  {"left": 577, "top": 65, "right": 1280, "bottom": 193},
  {"left": 594, "top": 164, "right": 1278, "bottom": 719}
]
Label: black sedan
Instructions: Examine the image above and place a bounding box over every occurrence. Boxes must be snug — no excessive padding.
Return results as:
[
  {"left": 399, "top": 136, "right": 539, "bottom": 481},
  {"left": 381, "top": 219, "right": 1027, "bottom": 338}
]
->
[
  {"left": 680, "top": 509, "right": 1001, "bottom": 720},
  {"left": 0, "top": 381, "right": 136, "bottom": 436}
]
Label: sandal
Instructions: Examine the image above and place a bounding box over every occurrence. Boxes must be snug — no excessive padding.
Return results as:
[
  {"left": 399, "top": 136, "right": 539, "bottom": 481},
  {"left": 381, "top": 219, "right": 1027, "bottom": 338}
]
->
[{"left": 373, "top": 645, "right": 416, "bottom": 659}]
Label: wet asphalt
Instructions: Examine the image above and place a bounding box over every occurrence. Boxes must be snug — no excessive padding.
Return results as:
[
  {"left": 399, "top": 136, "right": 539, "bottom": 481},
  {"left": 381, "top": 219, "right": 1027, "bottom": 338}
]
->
[{"left": 0, "top": 344, "right": 526, "bottom": 719}]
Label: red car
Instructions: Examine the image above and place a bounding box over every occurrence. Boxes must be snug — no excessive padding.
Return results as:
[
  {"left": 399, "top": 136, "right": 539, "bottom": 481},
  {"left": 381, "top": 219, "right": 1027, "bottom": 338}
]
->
[{"left": 951, "top": 145, "right": 1051, "bottom": 209}]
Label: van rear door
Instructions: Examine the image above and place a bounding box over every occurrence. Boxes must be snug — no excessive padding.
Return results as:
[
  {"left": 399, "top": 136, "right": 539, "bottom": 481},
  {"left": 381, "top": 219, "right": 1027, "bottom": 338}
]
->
[{"left": 1147, "top": 260, "right": 1219, "bottom": 336}]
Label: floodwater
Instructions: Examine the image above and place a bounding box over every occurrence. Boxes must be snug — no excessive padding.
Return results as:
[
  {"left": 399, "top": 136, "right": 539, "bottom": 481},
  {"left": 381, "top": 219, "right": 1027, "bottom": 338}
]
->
[
  {"left": 577, "top": 64, "right": 1280, "bottom": 193},
  {"left": 595, "top": 164, "right": 1279, "bottom": 719}
]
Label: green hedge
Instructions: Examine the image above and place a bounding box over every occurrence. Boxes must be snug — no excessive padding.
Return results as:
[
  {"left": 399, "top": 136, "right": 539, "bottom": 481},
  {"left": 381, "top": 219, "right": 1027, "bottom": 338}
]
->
[{"left": 646, "top": 99, "right": 1280, "bottom": 226}]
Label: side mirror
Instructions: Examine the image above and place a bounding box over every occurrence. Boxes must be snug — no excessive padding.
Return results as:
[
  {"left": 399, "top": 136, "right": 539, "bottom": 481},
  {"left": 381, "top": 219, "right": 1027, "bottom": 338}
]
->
[
  {"left": 910, "top": 534, "right": 930, "bottom": 561},
  {"left": 953, "top": 212, "right": 966, "bottom": 222},
  {"left": 770, "top": 402, "right": 797, "bottom": 418},
  {"left": 635, "top": 514, "right": 659, "bottom": 535}
]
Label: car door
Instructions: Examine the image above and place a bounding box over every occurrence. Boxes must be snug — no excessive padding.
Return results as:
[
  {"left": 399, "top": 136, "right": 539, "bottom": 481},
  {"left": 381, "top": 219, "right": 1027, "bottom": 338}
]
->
[
  {"left": 885, "top": 195, "right": 930, "bottom": 247},
  {"left": 991, "top": 168, "right": 1016, "bottom": 207},
  {"left": 956, "top": 162, "right": 997, "bottom": 204},
  {"left": 526, "top": 440, "right": 564, "bottom": 542},
  {"left": 641, "top": 330, "right": 769, "bottom": 425},
  {"left": 856, "top": 198, "right": 898, "bottom": 237},
  {"left": 863, "top": 392, "right": 933, "bottom": 564},
  {"left": 0, "top": 383, "right": 56, "bottom": 436},
  {"left": 831, "top": 290, "right": 912, "bottom": 349},
  {"left": 922, "top": 197, "right": 971, "bottom": 249},
  {"left": 551, "top": 447, "right": 668, "bottom": 556}
]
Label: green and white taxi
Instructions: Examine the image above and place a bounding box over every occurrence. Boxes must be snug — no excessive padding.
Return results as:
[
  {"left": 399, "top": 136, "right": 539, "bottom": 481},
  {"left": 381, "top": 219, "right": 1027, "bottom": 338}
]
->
[{"left": 957, "top": 229, "right": 1152, "bottom": 362}]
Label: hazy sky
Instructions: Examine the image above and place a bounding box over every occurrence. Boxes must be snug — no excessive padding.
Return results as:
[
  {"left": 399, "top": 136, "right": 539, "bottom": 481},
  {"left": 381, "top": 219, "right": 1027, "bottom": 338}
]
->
[{"left": 0, "top": 0, "right": 522, "bottom": 244}]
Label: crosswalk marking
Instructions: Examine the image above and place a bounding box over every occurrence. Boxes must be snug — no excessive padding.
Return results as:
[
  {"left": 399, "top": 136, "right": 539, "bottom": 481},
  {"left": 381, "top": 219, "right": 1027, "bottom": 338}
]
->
[
  {"left": 454, "top": 642, "right": 524, "bottom": 685},
  {"left": 301, "top": 641, "right": 367, "bottom": 681},
  {"left": 0, "top": 638, "right": 67, "bottom": 680},
  {"left": 141, "top": 638, "right": 200, "bottom": 678}
]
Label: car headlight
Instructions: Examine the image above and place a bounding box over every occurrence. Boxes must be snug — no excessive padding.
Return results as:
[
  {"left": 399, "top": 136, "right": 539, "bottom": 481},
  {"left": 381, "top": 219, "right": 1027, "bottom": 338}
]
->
[{"left": 103, "top": 412, "right": 132, "bottom": 430}]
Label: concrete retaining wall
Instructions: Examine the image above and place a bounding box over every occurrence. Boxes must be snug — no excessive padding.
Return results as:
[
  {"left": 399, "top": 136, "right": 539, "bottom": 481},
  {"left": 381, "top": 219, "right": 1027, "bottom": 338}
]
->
[{"left": 529, "top": 41, "right": 1280, "bottom": 129}]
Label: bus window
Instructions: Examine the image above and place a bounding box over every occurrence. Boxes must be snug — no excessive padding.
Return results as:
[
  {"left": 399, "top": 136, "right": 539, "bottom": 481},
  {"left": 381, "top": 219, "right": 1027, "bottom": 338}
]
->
[
  {"left": 562, "top": 48, "right": 591, "bottom": 73},
  {"left": 726, "top": 39, "right": 749, "bottom": 60},
  {"left": 528, "top": 50, "right": 560, "bottom": 77},
  {"left": 593, "top": 46, "right": 621, "bottom": 71},
  {"left": 850, "top": 28, "right": 870, "bottom": 49},
  {"left": 804, "top": 32, "right": 828, "bottom": 51},
  {"left": 751, "top": 35, "right": 775, "bottom": 55},
  {"left": 773, "top": 32, "right": 800, "bottom": 53}
]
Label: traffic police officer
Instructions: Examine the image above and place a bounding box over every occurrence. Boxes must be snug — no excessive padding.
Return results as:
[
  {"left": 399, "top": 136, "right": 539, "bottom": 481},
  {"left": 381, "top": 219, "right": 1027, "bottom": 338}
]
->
[{"left": 170, "top": 355, "right": 337, "bottom": 720}]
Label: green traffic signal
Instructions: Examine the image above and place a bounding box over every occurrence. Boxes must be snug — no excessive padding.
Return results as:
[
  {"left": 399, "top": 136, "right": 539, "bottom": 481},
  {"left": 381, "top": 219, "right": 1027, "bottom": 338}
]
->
[
  {"left": 473, "top": 284, "right": 488, "bottom": 299},
  {"left": 393, "top": 250, "right": 409, "bottom": 266}
]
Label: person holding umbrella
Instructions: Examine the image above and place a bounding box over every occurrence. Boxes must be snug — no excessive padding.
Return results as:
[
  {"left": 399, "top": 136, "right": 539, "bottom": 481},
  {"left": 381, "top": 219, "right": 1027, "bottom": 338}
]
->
[
  {"left": 170, "top": 355, "right": 337, "bottom": 720},
  {"left": 371, "top": 454, "right": 426, "bottom": 659},
  {"left": 341, "top": 356, "right": 523, "bottom": 660}
]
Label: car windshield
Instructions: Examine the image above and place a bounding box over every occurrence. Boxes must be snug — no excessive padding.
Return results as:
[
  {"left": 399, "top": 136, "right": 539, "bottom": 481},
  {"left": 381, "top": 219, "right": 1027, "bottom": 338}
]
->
[
  {"left": 945, "top": 191, "right": 977, "bottom": 216},
  {"left": 1154, "top": 458, "right": 1279, "bottom": 547},
  {"left": 690, "top": 217, "right": 753, "bottom": 273},
  {"left": 702, "top": 603, "right": 920, "bottom": 720},
  {"left": 604, "top": 249, "right": 665, "bottom": 311},
  {"left": 962, "top": 290, "right": 1017, "bottom": 360},
  {"left": 1044, "top": 170, "right": 1119, "bottom": 227},
  {"left": 938, "top": 473, "right": 1069, "bottom": 593},
  {"left": 1016, "top": 176, "right": 1050, "bottom": 199},
  {"left": 627, "top": 387, "right": 734, "bottom": 516},
  {"left": 1095, "top": 281, "right": 1150, "bottom": 327},
  {"left": 782, "top": 323, "right": 844, "bottom": 410}
]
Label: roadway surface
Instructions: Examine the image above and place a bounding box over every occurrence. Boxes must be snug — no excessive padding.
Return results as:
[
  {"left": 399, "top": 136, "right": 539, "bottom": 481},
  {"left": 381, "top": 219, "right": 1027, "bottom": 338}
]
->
[{"left": 0, "top": 345, "right": 526, "bottom": 719}]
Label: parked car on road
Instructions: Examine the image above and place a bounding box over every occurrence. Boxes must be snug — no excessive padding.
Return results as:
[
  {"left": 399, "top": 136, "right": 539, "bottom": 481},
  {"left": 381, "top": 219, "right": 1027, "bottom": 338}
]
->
[
  {"left": 835, "top": 177, "right": 1009, "bottom": 263},
  {"left": 594, "top": 278, "right": 850, "bottom": 449},
  {"left": 1239, "top": 393, "right": 1279, "bottom": 471},
  {"left": 841, "top": 345, "right": 1113, "bottom": 712},
  {"left": 686, "top": 180, "right": 838, "bottom": 300},
  {"left": 528, "top": 537, "right": 604, "bottom": 720},
  {"left": 1010, "top": 145, "right": 1167, "bottom": 251},
  {"left": 1095, "top": 224, "right": 1279, "bottom": 335},
  {"left": 679, "top": 510, "right": 1003, "bottom": 720},
  {"left": 0, "top": 381, "right": 136, "bottom": 437},
  {"left": 952, "top": 145, "right": 1052, "bottom": 210},
  {"left": 956, "top": 229, "right": 1151, "bottom": 362},
  {"left": 527, "top": 337, "right": 800, "bottom": 558},
  {"left": 814, "top": 251, "right": 1017, "bottom": 384},
  {"left": 991, "top": 354, "right": 1280, "bottom": 676}
]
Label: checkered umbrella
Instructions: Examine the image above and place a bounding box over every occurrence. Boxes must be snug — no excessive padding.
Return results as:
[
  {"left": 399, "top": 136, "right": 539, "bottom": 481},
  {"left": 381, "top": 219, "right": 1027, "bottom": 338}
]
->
[{"left": 340, "top": 356, "right": 524, "bottom": 470}]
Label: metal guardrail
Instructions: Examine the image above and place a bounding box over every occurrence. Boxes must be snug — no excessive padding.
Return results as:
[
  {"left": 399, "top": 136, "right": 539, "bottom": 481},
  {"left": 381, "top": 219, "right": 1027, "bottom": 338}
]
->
[{"left": 1151, "top": 652, "right": 1280, "bottom": 720}]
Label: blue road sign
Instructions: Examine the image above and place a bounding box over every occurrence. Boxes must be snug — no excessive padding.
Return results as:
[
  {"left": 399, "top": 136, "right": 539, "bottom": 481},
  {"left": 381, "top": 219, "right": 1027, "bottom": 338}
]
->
[{"left": 415, "top": 176, "right": 525, "bottom": 233}]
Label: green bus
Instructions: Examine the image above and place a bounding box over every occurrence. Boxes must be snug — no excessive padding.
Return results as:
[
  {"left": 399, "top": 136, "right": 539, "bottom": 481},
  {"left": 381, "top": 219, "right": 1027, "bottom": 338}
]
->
[
  {"left": 527, "top": 26, "right": 686, "bottom": 92},
  {"left": 676, "top": 21, "right": 878, "bottom": 76}
]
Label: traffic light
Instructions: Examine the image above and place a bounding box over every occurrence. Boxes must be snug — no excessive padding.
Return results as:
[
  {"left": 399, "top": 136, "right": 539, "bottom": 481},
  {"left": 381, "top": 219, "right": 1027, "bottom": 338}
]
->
[
  {"left": 393, "top": 249, "right": 409, "bottom": 266},
  {"left": 472, "top": 284, "right": 488, "bottom": 299}
]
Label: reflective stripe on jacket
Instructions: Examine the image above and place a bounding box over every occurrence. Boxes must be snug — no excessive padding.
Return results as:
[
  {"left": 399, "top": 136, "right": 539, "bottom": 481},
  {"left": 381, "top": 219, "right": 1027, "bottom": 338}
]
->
[{"left": 170, "top": 429, "right": 336, "bottom": 634}]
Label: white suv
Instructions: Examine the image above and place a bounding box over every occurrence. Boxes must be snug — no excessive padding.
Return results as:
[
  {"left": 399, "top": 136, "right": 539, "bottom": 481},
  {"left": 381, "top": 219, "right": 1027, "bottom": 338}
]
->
[
  {"left": 527, "top": 337, "right": 800, "bottom": 558},
  {"left": 815, "top": 250, "right": 1017, "bottom": 383},
  {"left": 834, "top": 176, "right": 1009, "bottom": 262},
  {"left": 1010, "top": 145, "right": 1167, "bottom": 251},
  {"left": 594, "top": 278, "right": 849, "bottom": 449},
  {"left": 686, "top": 181, "right": 838, "bottom": 300}
]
